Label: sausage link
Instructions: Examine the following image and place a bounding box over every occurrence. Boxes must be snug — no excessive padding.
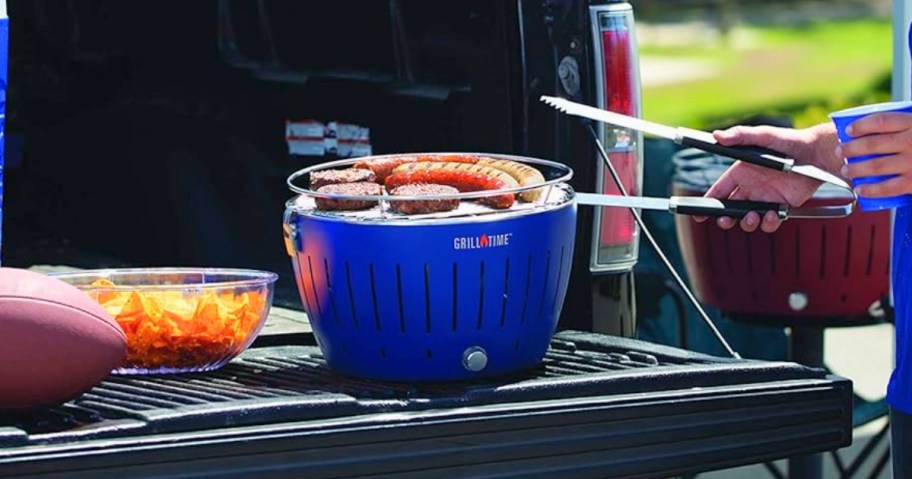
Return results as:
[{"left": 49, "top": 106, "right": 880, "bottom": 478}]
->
[
  {"left": 391, "top": 161, "right": 521, "bottom": 189},
  {"left": 476, "top": 157, "right": 546, "bottom": 202},
  {"left": 353, "top": 156, "right": 412, "bottom": 183},
  {"left": 413, "top": 154, "right": 479, "bottom": 164},
  {"left": 384, "top": 170, "right": 515, "bottom": 209},
  {"left": 354, "top": 154, "right": 480, "bottom": 182}
]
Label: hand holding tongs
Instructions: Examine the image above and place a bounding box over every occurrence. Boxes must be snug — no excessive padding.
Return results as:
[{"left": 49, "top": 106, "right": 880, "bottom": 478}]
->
[{"left": 541, "top": 95, "right": 856, "bottom": 219}]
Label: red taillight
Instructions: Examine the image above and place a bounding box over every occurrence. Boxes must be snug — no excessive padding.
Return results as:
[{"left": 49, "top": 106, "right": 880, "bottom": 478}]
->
[
  {"left": 599, "top": 26, "right": 638, "bottom": 247},
  {"left": 602, "top": 27, "right": 636, "bottom": 117},
  {"left": 590, "top": 3, "right": 643, "bottom": 272},
  {"left": 598, "top": 150, "right": 638, "bottom": 245}
]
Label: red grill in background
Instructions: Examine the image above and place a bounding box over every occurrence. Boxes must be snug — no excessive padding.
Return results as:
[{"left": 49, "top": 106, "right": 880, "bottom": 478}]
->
[
  {"left": 589, "top": 3, "right": 644, "bottom": 272},
  {"left": 672, "top": 150, "right": 891, "bottom": 319}
]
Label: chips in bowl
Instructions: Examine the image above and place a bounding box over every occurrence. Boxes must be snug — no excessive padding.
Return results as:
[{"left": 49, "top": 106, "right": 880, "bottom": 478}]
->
[{"left": 51, "top": 269, "right": 277, "bottom": 374}]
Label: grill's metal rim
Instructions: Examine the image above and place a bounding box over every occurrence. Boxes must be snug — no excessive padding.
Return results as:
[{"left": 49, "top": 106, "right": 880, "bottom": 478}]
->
[
  {"left": 285, "top": 152, "right": 574, "bottom": 203},
  {"left": 284, "top": 183, "right": 577, "bottom": 226}
]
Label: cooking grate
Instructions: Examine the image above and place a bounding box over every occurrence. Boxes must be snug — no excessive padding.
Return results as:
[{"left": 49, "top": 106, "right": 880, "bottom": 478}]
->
[{"left": 0, "top": 331, "right": 827, "bottom": 448}]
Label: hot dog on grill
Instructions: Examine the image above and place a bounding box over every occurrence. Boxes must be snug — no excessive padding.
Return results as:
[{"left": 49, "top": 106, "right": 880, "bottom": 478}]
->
[
  {"left": 391, "top": 161, "right": 520, "bottom": 186},
  {"left": 353, "top": 156, "right": 411, "bottom": 183},
  {"left": 412, "top": 154, "right": 480, "bottom": 164},
  {"left": 384, "top": 162, "right": 518, "bottom": 209},
  {"left": 354, "top": 154, "right": 478, "bottom": 183},
  {"left": 475, "top": 157, "right": 546, "bottom": 202}
]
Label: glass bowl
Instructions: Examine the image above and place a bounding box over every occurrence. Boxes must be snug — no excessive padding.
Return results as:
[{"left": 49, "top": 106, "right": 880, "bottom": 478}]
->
[{"left": 50, "top": 268, "right": 278, "bottom": 375}]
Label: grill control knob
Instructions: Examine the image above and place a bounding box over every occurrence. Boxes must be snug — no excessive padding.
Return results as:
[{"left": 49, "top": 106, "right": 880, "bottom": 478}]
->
[
  {"left": 788, "top": 292, "right": 809, "bottom": 311},
  {"left": 462, "top": 347, "right": 488, "bottom": 372}
]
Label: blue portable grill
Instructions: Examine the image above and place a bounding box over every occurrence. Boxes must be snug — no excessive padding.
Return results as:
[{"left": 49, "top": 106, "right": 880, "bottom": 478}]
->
[{"left": 283, "top": 154, "right": 577, "bottom": 380}]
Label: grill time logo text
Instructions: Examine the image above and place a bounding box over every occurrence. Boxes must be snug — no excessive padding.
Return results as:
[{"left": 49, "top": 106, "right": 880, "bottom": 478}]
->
[{"left": 453, "top": 233, "right": 513, "bottom": 250}]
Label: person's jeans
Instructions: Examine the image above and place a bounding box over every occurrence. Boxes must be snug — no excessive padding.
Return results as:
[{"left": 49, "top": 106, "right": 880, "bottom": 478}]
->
[{"left": 893, "top": 408, "right": 911, "bottom": 479}]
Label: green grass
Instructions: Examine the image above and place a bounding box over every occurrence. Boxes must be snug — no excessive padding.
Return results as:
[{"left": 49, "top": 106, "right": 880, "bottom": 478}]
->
[{"left": 640, "top": 18, "right": 893, "bottom": 130}]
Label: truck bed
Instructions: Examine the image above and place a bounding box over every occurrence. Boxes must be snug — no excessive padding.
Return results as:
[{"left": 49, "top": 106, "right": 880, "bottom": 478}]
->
[{"left": 0, "top": 330, "right": 852, "bottom": 479}]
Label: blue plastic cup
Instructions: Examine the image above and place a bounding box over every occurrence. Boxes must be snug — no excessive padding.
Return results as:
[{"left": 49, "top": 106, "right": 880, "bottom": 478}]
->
[{"left": 830, "top": 101, "right": 912, "bottom": 211}]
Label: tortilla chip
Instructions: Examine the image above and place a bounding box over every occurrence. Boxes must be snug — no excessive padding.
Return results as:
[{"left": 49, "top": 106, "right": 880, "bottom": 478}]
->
[{"left": 82, "top": 281, "right": 267, "bottom": 370}]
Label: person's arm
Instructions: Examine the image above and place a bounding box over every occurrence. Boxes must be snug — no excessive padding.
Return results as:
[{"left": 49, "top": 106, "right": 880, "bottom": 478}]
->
[{"left": 716, "top": 122, "right": 843, "bottom": 174}]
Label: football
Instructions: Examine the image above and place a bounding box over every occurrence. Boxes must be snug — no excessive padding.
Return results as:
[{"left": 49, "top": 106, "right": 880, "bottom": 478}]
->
[{"left": 0, "top": 267, "right": 127, "bottom": 411}]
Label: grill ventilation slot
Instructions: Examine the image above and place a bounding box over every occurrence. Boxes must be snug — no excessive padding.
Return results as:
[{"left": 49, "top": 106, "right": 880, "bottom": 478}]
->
[
  {"left": 307, "top": 256, "right": 322, "bottom": 318},
  {"left": 477, "top": 261, "right": 486, "bottom": 330},
  {"left": 500, "top": 257, "right": 511, "bottom": 328},
  {"left": 396, "top": 264, "right": 406, "bottom": 333},
  {"left": 369, "top": 263, "right": 381, "bottom": 332},
  {"left": 537, "top": 250, "right": 553, "bottom": 320},
  {"left": 345, "top": 261, "right": 359, "bottom": 330},
  {"left": 521, "top": 254, "right": 533, "bottom": 324},
  {"left": 324, "top": 258, "right": 339, "bottom": 326}
]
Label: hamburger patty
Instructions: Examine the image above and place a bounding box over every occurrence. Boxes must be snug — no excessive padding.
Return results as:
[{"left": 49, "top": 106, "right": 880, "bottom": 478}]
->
[
  {"left": 314, "top": 182, "right": 382, "bottom": 211},
  {"left": 310, "top": 168, "right": 377, "bottom": 190},
  {"left": 388, "top": 183, "right": 460, "bottom": 214}
]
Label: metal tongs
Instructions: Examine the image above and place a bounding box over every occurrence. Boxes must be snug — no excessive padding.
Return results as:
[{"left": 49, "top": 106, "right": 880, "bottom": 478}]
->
[
  {"left": 573, "top": 193, "right": 853, "bottom": 219},
  {"left": 541, "top": 95, "right": 856, "bottom": 219}
]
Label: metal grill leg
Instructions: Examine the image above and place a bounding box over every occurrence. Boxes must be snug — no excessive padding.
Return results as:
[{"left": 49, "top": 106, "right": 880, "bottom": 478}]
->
[
  {"left": 840, "top": 420, "right": 891, "bottom": 479},
  {"left": 831, "top": 449, "right": 847, "bottom": 475},
  {"left": 868, "top": 446, "right": 891, "bottom": 479},
  {"left": 764, "top": 461, "right": 787, "bottom": 479}
]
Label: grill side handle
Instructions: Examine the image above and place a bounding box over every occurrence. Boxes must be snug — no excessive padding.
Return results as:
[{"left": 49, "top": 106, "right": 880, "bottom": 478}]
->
[{"left": 282, "top": 206, "right": 299, "bottom": 257}]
